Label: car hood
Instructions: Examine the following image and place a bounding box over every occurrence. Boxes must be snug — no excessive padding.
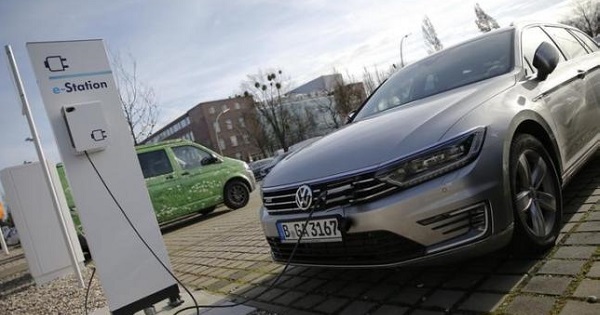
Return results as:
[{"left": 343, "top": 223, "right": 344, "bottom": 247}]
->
[{"left": 263, "top": 75, "right": 515, "bottom": 188}]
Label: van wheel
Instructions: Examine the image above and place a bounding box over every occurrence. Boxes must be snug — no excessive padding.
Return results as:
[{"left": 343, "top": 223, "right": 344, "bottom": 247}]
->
[
  {"left": 510, "top": 134, "right": 562, "bottom": 254},
  {"left": 78, "top": 234, "right": 92, "bottom": 261},
  {"left": 224, "top": 180, "right": 250, "bottom": 210}
]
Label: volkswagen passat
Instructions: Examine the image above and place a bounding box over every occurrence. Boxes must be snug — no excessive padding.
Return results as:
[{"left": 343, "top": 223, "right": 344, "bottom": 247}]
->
[{"left": 259, "top": 22, "right": 600, "bottom": 267}]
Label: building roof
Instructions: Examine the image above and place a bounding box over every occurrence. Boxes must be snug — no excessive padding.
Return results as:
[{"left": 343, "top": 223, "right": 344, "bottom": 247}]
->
[{"left": 288, "top": 74, "right": 342, "bottom": 95}]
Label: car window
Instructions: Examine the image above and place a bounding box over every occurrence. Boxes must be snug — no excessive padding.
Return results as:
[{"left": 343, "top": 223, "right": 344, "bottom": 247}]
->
[
  {"left": 521, "top": 26, "right": 565, "bottom": 75},
  {"left": 172, "top": 145, "right": 212, "bottom": 170},
  {"left": 544, "top": 26, "right": 587, "bottom": 59},
  {"left": 353, "top": 30, "right": 514, "bottom": 121},
  {"left": 569, "top": 29, "right": 599, "bottom": 52},
  {"left": 137, "top": 150, "right": 173, "bottom": 178}
]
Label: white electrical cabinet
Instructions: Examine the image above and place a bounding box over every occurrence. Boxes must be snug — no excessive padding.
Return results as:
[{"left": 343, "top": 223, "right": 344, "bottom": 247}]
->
[{"left": 0, "top": 161, "right": 84, "bottom": 285}]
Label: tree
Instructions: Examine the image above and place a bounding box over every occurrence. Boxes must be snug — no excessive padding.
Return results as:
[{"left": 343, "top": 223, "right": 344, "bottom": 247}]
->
[
  {"left": 237, "top": 109, "right": 274, "bottom": 157},
  {"left": 288, "top": 106, "right": 319, "bottom": 143},
  {"left": 313, "top": 95, "right": 342, "bottom": 130},
  {"left": 362, "top": 65, "right": 394, "bottom": 96},
  {"left": 422, "top": 15, "right": 444, "bottom": 54},
  {"left": 307, "top": 72, "right": 366, "bottom": 130},
  {"left": 561, "top": 0, "right": 600, "bottom": 37},
  {"left": 474, "top": 3, "right": 500, "bottom": 32},
  {"left": 242, "top": 70, "right": 293, "bottom": 152},
  {"left": 111, "top": 52, "right": 159, "bottom": 145},
  {"left": 332, "top": 74, "right": 366, "bottom": 118}
]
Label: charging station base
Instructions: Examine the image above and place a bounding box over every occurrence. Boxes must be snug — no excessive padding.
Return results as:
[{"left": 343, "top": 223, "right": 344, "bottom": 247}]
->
[{"left": 91, "top": 289, "right": 255, "bottom": 315}]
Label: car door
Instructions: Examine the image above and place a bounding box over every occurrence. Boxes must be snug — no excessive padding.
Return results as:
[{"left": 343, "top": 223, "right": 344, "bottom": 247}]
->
[
  {"left": 542, "top": 26, "right": 600, "bottom": 167},
  {"left": 137, "top": 148, "right": 183, "bottom": 222},
  {"left": 171, "top": 145, "right": 225, "bottom": 211},
  {"left": 568, "top": 28, "right": 600, "bottom": 126},
  {"left": 521, "top": 26, "right": 587, "bottom": 169}
]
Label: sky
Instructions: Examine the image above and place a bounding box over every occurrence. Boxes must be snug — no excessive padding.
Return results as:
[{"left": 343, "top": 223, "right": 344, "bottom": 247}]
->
[{"left": 0, "top": 0, "right": 574, "bottom": 196}]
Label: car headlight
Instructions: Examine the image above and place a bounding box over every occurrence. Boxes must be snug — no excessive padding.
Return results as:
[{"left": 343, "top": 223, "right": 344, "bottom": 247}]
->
[
  {"left": 242, "top": 162, "right": 251, "bottom": 171},
  {"left": 375, "top": 127, "right": 486, "bottom": 188}
]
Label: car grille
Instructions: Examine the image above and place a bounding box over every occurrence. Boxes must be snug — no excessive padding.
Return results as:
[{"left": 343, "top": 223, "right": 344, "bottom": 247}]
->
[
  {"left": 263, "top": 172, "right": 399, "bottom": 215},
  {"left": 266, "top": 231, "right": 426, "bottom": 265}
]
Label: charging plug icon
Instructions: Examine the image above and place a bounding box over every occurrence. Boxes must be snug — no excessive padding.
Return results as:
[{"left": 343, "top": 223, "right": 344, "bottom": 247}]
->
[
  {"left": 44, "top": 56, "right": 69, "bottom": 72},
  {"left": 91, "top": 129, "right": 107, "bottom": 142}
]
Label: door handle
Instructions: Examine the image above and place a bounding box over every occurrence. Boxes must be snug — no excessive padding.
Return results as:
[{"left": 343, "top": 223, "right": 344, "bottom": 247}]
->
[{"left": 577, "top": 69, "right": 586, "bottom": 79}]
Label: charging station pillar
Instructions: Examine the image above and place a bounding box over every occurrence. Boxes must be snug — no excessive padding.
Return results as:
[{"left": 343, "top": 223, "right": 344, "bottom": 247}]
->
[{"left": 27, "top": 40, "right": 179, "bottom": 314}]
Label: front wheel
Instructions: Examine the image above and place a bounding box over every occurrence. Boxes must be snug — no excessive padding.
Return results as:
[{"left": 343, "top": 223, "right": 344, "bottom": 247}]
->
[
  {"left": 224, "top": 180, "right": 250, "bottom": 210},
  {"left": 510, "top": 134, "right": 562, "bottom": 254}
]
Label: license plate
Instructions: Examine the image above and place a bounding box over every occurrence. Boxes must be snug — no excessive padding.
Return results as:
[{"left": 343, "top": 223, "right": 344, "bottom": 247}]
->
[{"left": 277, "top": 218, "right": 342, "bottom": 243}]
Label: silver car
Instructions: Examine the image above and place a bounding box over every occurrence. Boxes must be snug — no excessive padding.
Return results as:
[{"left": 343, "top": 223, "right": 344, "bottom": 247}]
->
[{"left": 259, "top": 22, "right": 600, "bottom": 267}]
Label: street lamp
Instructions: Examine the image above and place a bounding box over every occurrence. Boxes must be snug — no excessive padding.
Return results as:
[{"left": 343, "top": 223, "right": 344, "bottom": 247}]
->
[
  {"left": 215, "top": 107, "right": 230, "bottom": 156},
  {"left": 400, "top": 33, "right": 411, "bottom": 68}
]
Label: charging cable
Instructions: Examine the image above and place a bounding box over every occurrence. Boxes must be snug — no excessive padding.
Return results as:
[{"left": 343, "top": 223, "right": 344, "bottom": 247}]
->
[
  {"left": 84, "top": 151, "right": 326, "bottom": 314},
  {"left": 84, "top": 266, "right": 96, "bottom": 315},
  {"left": 173, "top": 190, "right": 324, "bottom": 314},
  {"left": 84, "top": 152, "right": 200, "bottom": 315}
]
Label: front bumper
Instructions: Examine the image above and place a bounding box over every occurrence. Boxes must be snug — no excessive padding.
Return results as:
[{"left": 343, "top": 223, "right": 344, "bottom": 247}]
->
[{"left": 259, "top": 158, "right": 513, "bottom": 267}]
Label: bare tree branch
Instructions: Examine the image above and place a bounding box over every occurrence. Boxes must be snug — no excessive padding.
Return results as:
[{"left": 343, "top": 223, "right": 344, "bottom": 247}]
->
[
  {"left": 561, "top": 0, "right": 600, "bottom": 37},
  {"left": 422, "top": 15, "right": 444, "bottom": 54},
  {"left": 110, "top": 51, "right": 159, "bottom": 145},
  {"left": 242, "top": 69, "right": 293, "bottom": 152}
]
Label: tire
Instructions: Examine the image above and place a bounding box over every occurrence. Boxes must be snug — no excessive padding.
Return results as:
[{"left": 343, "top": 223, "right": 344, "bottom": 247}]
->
[
  {"left": 224, "top": 180, "right": 250, "bottom": 210},
  {"left": 510, "top": 134, "right": 562, "bottom": 254},
  {"left": 78, "top": 234, "right": 92, "bottom": 261}
]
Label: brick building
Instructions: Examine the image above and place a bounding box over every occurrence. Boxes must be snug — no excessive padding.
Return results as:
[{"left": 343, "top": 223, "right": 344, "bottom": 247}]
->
[{"left": 143, "top": 96, "right": 262, "bottom": 161}]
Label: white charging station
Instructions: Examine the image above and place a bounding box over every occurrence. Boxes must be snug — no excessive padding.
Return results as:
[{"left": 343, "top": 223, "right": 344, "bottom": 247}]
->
[{"left": 27, "top": 40, "right": 179, "bottom": 314}]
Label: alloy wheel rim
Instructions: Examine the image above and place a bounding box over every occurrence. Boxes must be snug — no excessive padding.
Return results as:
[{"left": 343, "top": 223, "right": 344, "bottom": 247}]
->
[
  {"left": 230, "top": 184, "right": 247, "bottom": 205},
  {"left": 514, "top": 149, "right": 557, "bottom": 238}
]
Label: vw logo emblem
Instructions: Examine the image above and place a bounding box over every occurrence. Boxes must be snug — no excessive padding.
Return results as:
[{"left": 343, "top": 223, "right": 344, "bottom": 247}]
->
[{"left": 295, "top": 185, "right": 313, "bottom": 211}]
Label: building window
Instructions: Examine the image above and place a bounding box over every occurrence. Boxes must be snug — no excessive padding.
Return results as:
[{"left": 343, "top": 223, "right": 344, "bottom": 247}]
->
[
  {"left": 225, "top": 119, "right": 233, "bottom": 130},
  {"left": 219, "top": 138, "right": 226, "bottom": 150},
  {"left": 213, "top": 121, "right": 220, "bottom": 133},
  {"left": 238, "top": 117, "right": 246, "bottom": 128},
  {"left": 242, "top": 134, "right": 250, "bottom": 144},
  {"left": 234, "top": 102, "right": 241, "bottom": 110},
  {"left": 209, "top": 106, "right": 215, "bottom": 114},
  {"left": 222, "top": 104, "right": 228, "bottom": 112},
  {"left": 181, "top": 131, "right": 195, "bottom": 142},
  {"left": 230, "top": 135, "right": 238, "bottom": 147},
  {"left": 235, "top": 152, "right": 242, "bottom": 160}
]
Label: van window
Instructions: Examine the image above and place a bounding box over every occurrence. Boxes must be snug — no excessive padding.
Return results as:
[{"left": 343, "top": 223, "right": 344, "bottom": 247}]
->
[
  {"left": 138, "top": 150, "right": 173, "bottom": 178},
  {"left": 172, "top": 146, "right": 212, "bottom": 169}
]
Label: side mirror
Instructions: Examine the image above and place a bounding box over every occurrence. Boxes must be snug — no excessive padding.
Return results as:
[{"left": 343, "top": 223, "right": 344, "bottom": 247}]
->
[
  {"left": 201, "top": 156, "right": 219, "bottom": 166},
  {"left": 532, "top": 42, "right": 559, "bottom": 81}
]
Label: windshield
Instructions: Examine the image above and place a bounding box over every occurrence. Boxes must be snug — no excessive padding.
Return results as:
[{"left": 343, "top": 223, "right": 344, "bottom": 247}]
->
[{"left": 354, "top": 29, "right": 514, "bottom": 121}]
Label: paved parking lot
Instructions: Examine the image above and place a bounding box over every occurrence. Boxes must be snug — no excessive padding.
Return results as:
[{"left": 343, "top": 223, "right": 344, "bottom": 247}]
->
[
  {"left": 163, "top": 155, "right": 600, "bottom": 315},
  {"left": 1, "top": 157, "right": 598, "bottom": 314}
]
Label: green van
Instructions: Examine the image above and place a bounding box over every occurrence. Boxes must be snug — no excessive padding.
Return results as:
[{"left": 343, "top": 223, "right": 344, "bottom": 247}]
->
[{"left": 58, "top": 139, "right": 256, "bottom": 228}]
